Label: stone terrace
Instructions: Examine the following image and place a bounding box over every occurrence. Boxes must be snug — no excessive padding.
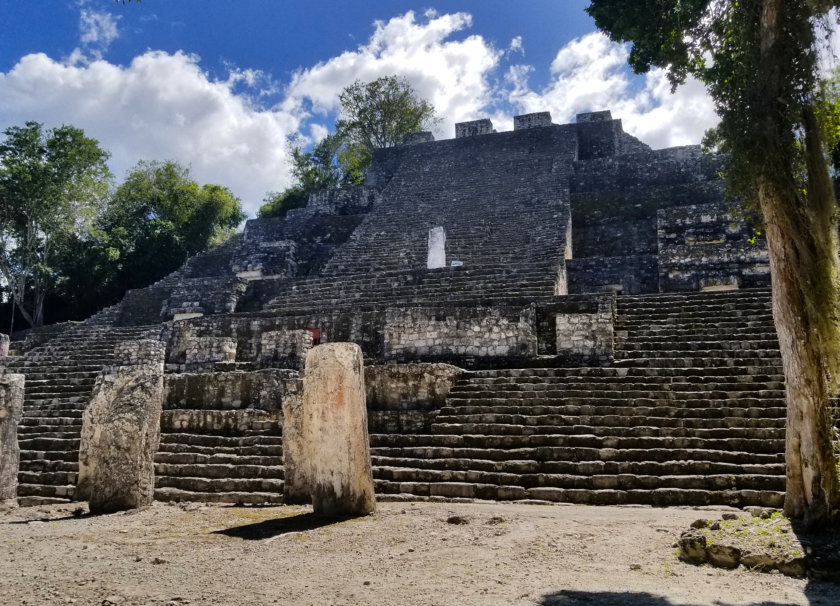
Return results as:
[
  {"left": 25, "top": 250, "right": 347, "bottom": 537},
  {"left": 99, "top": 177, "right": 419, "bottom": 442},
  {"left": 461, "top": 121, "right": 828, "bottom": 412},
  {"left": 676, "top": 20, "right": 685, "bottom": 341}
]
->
[{"left": 0, "top": 110, "right": 805, "bottom": 509}]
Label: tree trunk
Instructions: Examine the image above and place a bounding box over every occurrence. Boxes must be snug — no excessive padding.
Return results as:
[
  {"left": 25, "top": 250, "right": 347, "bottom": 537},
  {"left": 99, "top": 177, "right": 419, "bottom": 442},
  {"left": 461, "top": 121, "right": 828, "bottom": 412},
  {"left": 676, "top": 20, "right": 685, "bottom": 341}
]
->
[
  {"left": 759, "top": 180, "right": 839, "bottom": 527},
  {"left": 757, "top": 0, "right": 839, "bottom": 528}
]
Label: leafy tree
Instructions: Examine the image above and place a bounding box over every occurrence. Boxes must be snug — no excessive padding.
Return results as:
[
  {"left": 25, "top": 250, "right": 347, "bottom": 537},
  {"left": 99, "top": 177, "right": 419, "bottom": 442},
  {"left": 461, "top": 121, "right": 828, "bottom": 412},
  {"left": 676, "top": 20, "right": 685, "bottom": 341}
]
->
[
  {"left": 336, "top": 75, "right": 438, "bottom": 154},
  {"left": 587, "top": 0, "right": 839, "bottom": 527},
  {"left": 98, "top": 160, "right": 245, "bottom": 293},
  {"left": 0, "top": 121, "right": 111, "bottom": 328},
  {"left": 261, "top": 76, "right": 436, "bottom": 218},
  {"left": 258, "top": 187, "right": 309, "bottom": 219}
]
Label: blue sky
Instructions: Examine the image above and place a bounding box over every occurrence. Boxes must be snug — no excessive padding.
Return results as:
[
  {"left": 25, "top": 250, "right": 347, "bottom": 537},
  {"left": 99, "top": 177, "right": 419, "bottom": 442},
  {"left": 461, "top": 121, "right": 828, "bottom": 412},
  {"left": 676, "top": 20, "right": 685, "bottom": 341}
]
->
[{"left": 0, "top": 0, "right": 719, "bottom": 215}]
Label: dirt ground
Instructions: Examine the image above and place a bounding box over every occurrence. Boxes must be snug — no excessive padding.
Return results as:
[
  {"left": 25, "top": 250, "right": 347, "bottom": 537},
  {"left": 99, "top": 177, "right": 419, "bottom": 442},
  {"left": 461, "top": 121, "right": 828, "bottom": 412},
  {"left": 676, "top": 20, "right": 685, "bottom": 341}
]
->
[{"left": 0, "top": 499, "right": 836, "bottom": 606}]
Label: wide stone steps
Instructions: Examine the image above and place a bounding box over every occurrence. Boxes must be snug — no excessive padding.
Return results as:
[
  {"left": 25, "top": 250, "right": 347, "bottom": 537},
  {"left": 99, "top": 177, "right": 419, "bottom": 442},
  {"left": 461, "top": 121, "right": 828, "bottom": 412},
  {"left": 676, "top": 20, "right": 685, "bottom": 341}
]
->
[
  {"left": 444, "top": 396, "right": 783, "bottom": 409},
  {"left": 373, "top": 466, "right": 783, "bottom": 492},
  {"left": 369, "top": 440, "right": 784, "bottom": 465},
  {"left": 429, "top": 423, "right": 782, "bottom": 441},
  {"left": 437, "top": 404, "right": 786, "bottom": 420},
  {"left": 370, "top": 455, "right": 783, "bottom": 476},
  {"left": 433, "top": 412, "right": 783, "bottom": 429},
  {"left": 154, "top": 487, "right": 284, "bottom": 505},
  {"left": 153, "top": 423, "right": 284, "bottom": 503},
  {"left": 612, "top": 356, "right": 782, "bottom": 368},
  {"left": 372, "top": 480, "right": 782, "bottom": 507}
]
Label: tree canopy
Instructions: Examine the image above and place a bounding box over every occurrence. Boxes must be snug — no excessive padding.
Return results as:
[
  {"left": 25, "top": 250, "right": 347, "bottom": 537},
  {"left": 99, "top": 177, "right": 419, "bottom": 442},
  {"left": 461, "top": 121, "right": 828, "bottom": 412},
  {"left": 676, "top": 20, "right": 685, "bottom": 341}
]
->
[
  {"left": 259, "top": 75, "right": 436, "bottom": 218},
  {"left": 587, "top": 0, "right": 840, "bottom": 527},
  {"left": 0, "top": 121, "right": 112, "bottom": 328}
]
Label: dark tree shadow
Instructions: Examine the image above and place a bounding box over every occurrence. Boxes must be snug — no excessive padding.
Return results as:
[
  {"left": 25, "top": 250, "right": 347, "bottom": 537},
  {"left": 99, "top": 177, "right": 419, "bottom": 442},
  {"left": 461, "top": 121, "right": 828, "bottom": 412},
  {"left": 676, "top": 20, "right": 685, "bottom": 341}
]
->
[
  {"left": 539, "top": 590, "right": 809, "bottom": 606},
  {"left": 212, "top": 512, "right": 352, "bottom": 541}
]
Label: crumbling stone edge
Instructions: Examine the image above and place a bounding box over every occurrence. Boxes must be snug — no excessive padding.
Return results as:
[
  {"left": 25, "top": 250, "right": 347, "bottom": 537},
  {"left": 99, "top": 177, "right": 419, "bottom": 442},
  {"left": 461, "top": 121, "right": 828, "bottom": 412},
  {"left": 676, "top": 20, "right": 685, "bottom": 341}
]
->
[{"left": 677, "top": 507, "right": 840, "bottom": 581}]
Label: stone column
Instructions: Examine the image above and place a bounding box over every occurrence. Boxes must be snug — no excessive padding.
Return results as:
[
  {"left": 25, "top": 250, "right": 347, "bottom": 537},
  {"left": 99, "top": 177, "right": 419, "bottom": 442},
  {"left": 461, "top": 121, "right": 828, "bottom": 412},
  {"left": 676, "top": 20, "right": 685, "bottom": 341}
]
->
[
  {"left": 0, "top": 333, "right": 9, "bottom": 359},
  {"left": 77, "top": 340, "right": 165, "bottom": 514},
  {"left": 0, "top": 374, "right": 24, "bottom": 503},
  {"left": 281, "top": 378, "right": 309, "bottom": 504},
  {"left": 427, "top": 226, "right": 446, "bottom": 269},
  {"left": 302, "top": 343, "right": 375, "bottom": 516}
]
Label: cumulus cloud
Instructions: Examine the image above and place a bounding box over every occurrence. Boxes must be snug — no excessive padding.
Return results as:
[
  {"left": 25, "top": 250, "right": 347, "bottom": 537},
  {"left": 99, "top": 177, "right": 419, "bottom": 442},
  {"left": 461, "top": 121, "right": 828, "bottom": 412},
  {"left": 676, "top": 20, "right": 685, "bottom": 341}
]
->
[
  {"left": 0, "top": 11, "right": 722, "bottom": 217},
  {"left": 505, "top": 32, "right": 718, "bottom": 148},
  {"left": 0, "top": 52, "right": 300, "bottom": 215},
  {"left": 283, "top": 10, "right": 502, "bottom": 139},
  {"left": 71, "top": 3, "right": 121, "bottom": 63}
]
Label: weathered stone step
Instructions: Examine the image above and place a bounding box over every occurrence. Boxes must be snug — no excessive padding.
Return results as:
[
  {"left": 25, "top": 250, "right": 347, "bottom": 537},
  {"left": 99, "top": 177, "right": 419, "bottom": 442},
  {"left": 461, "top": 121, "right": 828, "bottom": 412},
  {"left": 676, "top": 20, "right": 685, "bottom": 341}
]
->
[
  {"left": 438, "top": 404, "right": 787, "bottom": 420},
  {"left": 373, "top": 467, "right": 784, "bottom": 492},
  {"left": 467, "top": 367, "right": 783, "bottom": 379},
  {"left": 449, "top": 385, "right": 786, "bottom": 397},
  {"left": 617, "top": 340, "right": 779, "bottom": 352},
  {"left": 17, "top": 459, "right": 78, "bottom": 473},
  {"left": 17, "top": 437, "right": 80, "bottom": 450},
  {"left": 368, "top": 442, "right": 784, "bottom": 465},
  {"left": 154, "top": 487, "right": 284, "bottom": 505},
  {"left": 159, "top": 433, "right": 282, "bottom": 448},
  {"left": 613, "top": 356, "right": 782, "bottom": 368},
  {"left": 20, "top": 416, "right": 82, "bottom": 427},
  {"left": 154, "top": 452, "right": 280, "bottom": 466},
  {"left": 434, "top": 411, "right": 784, "bottom": 429},
  {"left": 154, "top": 463, "right": 284, "bottom": 479},
  {"left": 373, "top": 480, "right": 784, "bottom": 507},
  {"left": 371, "top": 455, "right": 783, "bottom": 476},
  {"left": 429, "top": 422, "right": 783, "bottom": 441},
  {"left": 19, "top": 449, "right": 78, "bottom": 463},
  {"left": 17, "top": 496, "right": 73, "bottom": 507},
  {"left": 461, "top": 374, "right": 785, "bottom": 386},
  {"left": 18, "top": 470, "right": 77, "bottom": 486},
  {"left": 16, "top": 482, "right": 75, "bottom": 499},
  {"left": 155, "top": 475, "right": 284, "bottom": 493},
  {"left": 445, "top": 396, "right": 785, "bottom": 409},
  {"left": 155, "top": 442, "right": 282, "bottom": 457},
  {"left": 16, "top": 428, "right": 81, "bottom": 439}
]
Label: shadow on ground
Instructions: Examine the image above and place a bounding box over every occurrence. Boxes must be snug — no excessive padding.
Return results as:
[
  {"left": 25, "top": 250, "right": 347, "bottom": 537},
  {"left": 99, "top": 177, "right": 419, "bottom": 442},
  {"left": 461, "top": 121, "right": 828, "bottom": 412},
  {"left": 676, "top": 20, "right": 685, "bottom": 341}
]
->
[
  {"left": 539, "top": 585, "right": 838, "bottom": 606},
  {"left": 212, "top": 512, "right": 352, "bottom": 540}
]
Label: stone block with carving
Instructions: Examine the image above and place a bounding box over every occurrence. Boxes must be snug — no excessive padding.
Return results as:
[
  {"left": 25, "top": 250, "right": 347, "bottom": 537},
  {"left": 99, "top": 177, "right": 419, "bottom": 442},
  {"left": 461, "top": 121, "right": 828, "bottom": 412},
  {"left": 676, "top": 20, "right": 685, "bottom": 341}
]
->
[
  {"left": 0, "top": 374, "right": 24, "bottom": 502},
  {"left": 302, "top": 343, "right": 375, "bottom": 516},
  {"left": 77, "top": 348, "right": 164, "bottom": 514}
]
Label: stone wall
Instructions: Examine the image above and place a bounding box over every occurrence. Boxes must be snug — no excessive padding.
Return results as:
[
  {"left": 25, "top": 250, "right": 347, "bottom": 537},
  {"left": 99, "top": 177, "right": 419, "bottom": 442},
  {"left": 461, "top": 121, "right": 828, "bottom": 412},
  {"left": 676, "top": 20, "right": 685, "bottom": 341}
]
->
[
  {"left": 163, "top": 369, "right": 291, "bottom": 412},
  {"left": 384, "top": 306, "right": 537, "bottom": 362},
  {"left": 365, "top": 363, "right": 464, "bottom": 433},
  {"left": 535, "top": 294, "right": 615, "bottom": 362},
  {"left": 566, "top": 255, "right": 659, "bottom": 295},
  {"left": 657, "top": 203, "right": 770, "bottom": 291},
  {"left": 257, "top": 329, "right": 313, "bottom": 370}
]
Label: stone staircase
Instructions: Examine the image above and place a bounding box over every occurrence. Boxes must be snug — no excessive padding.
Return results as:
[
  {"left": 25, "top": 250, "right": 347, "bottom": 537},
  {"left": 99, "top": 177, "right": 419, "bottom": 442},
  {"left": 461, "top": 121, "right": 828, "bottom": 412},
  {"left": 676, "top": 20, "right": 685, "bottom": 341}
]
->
[
  {"left": 369, "top": 288, "right": 787, "bottom": 507},
  {"left": 259, "top": 262, "right": 560, "bottom": 313},
  {"left": 6, "top": 324, "right": 155, "bottom": 506},
  {"left": 154, "top": 411, "right": 285, "bottom": 504}
]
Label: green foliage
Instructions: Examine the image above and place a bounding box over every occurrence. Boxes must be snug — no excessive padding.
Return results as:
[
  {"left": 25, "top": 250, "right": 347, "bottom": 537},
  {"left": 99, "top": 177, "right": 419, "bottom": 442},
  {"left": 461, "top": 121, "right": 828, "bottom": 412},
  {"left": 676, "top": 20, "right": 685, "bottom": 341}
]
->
[
  {"left": 0, "top": 121, "right": 112, "bottom": 327},
  {"left": 258, "top": 187, "right": 309, "bottom": 219},
  {"left": 96, "top": 160, "right": 245, "bottom": 293},
  {"left": 336, "top": 75, "right": 438, "bottom": 153},
  {"left": 260, "top": 76, "right": 435, "bottom": 218}
]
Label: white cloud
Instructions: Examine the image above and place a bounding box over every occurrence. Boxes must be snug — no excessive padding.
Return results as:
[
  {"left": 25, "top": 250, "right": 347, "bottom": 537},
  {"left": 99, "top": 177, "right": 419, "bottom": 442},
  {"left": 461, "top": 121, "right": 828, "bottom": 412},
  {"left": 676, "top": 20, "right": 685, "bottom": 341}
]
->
[
  {"left": 0, "top": 52, "right": 300, "bottom": 215},
  {"left": 505, "top": 32, "right": 718, "bottom": 148},
  {"left": 0, "top": 13, "right": 721, "bottom": 218},
  {"left": 73, "top": 5, "right": 121, "bottom": 63},
  {"left": 282, "top": 10, "right": 502, "bottom": 139},
  {"left": 508, "top": 36, "right": 524, "bottom": 56}
]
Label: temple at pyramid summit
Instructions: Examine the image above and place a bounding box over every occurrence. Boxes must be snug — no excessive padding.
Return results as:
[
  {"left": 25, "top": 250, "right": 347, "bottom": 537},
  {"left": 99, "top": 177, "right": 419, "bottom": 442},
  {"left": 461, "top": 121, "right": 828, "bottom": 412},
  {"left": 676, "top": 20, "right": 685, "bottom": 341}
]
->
[{"left": 1, "top": 110, "right": 788, "bottom": 508}]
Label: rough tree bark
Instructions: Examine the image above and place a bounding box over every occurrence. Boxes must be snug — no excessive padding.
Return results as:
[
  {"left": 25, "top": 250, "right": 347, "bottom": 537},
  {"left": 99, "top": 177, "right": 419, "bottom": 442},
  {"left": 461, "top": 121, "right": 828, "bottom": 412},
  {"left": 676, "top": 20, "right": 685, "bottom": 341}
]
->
[{"left": 758, "top": 0, "right": 840, "bottom": 527}]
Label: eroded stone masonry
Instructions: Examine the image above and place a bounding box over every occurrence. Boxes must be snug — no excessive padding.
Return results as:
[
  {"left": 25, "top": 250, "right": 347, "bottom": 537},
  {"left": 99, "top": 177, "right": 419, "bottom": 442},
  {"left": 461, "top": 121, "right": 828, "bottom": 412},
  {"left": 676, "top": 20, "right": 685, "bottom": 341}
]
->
[{"left": 1, "top": 110, "right": 794, "bottom": 509}]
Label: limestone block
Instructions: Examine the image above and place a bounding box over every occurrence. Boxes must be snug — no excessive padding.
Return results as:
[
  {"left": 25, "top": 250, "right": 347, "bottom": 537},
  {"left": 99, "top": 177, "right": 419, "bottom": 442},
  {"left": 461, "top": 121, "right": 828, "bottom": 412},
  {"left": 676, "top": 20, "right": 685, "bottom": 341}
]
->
[
  {"left": 0, "top": 333, "right": 9, "bottom": 358},
  {"left": 427, "top": 226, "right": 446, "bottom": 269},
  {"left": 0, "top": 374, "right": 24, "bottom": 502},
  {"left": 302, "top": 343, "right": 375, "bottom": 516},
  {"left": 281, "top": 378, "right": 308, "bottom": 504},
  {"left": 77, "top": 359, "right": 164, "bottom": 514}
]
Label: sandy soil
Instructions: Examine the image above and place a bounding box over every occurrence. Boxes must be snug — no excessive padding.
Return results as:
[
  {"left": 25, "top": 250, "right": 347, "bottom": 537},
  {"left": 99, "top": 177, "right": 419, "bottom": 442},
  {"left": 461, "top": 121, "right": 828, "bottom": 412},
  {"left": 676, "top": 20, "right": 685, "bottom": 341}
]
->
[{"left": 0, "top": 500, "right": 836, "bottom": 606}]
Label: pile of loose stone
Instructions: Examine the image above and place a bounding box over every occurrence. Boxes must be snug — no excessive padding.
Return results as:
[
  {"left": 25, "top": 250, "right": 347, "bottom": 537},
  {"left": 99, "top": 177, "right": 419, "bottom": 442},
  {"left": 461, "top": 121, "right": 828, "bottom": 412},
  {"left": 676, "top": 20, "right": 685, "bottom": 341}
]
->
[{"left": 678, "top": 508, "right": 840, "bottom": 579}]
